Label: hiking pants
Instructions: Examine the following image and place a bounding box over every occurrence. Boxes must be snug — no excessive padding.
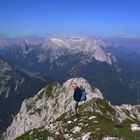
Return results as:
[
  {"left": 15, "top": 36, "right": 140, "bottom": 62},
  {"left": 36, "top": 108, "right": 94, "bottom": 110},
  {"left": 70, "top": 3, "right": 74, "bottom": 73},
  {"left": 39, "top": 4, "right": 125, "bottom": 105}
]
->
[{"left": 72, "top": 101, "right": 79, "bottom": 112}]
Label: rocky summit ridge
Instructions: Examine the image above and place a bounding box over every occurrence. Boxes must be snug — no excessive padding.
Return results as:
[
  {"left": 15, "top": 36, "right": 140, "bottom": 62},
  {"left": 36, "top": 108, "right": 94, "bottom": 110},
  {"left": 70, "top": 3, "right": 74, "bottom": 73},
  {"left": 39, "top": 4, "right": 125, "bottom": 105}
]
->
[{"left": 3, "top": 78, "right": 140, "bottom": 140}]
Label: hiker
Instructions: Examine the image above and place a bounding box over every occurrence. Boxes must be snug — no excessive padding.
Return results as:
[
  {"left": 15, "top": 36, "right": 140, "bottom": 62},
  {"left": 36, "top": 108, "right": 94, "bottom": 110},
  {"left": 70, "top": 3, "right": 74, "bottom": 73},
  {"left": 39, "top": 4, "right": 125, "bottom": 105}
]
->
[{"left": 71, "top": 83, "right": 82, "bottom": 117}]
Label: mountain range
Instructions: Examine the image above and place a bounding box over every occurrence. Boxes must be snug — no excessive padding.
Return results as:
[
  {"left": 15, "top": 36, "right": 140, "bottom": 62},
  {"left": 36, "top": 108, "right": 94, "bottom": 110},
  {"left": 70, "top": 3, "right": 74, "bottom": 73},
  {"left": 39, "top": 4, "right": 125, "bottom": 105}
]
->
[{"left": 0, "top": 36, "right": 139, "bottom": 105}]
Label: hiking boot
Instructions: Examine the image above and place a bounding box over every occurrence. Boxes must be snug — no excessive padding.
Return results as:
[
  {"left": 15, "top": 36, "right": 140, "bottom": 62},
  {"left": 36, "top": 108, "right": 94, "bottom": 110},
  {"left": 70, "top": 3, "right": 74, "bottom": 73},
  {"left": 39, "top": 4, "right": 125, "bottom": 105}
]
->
[{"left": 76, "top": 113, "right": 80, "bottom": 118}]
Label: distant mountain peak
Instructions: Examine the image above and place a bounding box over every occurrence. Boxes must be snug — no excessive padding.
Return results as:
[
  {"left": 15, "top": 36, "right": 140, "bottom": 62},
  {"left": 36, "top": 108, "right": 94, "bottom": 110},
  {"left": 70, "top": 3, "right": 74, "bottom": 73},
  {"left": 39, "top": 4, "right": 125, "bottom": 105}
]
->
[
  {"left": 41, "top": 37, "right": 115, "bottom": 64},
  {"left": 0, "top": 36, "right": 116, "bottom": 64}
]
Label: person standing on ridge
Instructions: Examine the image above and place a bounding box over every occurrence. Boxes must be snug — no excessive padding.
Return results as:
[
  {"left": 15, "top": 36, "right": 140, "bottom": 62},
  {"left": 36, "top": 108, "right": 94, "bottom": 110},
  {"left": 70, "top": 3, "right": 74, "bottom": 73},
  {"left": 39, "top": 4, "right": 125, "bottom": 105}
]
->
[{"left": 71, "top": 83, "right": 82, "bottom": 117}]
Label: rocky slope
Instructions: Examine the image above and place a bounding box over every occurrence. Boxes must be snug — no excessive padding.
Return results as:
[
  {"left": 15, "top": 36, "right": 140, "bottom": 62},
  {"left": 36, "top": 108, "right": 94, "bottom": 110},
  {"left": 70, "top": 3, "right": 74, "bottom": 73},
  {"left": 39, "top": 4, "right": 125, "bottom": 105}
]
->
[
  {"left": 15, "top": 99, "right": 140, "bottom": 140},
  {"left": 0, "top": 57, "right": 50, "bottom": 136},
  {"left": 3, "top": 78, "right": 140, "bottom": 140}
]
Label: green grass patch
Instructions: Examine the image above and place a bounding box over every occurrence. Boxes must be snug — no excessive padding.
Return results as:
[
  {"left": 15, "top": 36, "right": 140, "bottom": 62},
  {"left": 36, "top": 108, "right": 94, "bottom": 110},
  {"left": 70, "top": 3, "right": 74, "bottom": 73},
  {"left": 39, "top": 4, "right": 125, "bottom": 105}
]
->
[
  {"left": 16, "top": 129, "right": 54, "bottom": 140},
  {"left": 36, "top": 82, "right": 60, "bottom": 100},
  {"left": 28, "top": 108, "right": 42, "bottom": 116},
  {"left": 26, "top": 101, "right": 35, "bottom": 112},
  {"left": 15, "top": 98, "right": 140, "bottom": 140}
]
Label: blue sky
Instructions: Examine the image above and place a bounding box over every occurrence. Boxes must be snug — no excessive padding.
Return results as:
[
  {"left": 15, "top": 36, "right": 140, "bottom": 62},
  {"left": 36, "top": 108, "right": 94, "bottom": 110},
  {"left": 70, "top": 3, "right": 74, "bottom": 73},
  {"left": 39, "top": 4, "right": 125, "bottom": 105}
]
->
[{"left": 0, "top": 0, "right": 140, "bottom": 37}]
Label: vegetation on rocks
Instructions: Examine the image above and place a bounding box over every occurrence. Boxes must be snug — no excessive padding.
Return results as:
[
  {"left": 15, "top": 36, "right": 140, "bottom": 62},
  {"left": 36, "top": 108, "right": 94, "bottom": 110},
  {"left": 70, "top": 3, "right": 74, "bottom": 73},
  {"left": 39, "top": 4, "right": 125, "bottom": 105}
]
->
[
  {"left": 36, "top": 82, "right": 60, "bottom": 100},
  {"left": 16, "top": 98, "right": 140, "bottom": 140}
]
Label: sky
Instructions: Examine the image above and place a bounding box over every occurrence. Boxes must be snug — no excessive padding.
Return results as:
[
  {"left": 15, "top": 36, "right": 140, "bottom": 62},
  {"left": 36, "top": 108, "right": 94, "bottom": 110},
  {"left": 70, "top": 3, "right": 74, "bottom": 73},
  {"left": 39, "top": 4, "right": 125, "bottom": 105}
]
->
[{"left": 0, "top": 0, "right": 140, "bottom": 37}]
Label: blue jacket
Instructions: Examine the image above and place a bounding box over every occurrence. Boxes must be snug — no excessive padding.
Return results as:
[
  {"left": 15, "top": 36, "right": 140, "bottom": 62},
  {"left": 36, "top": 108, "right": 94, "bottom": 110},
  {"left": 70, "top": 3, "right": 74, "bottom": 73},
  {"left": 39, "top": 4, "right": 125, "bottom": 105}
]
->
[{"left": 73, "top": 87, "right": 82, "bottom": 102}]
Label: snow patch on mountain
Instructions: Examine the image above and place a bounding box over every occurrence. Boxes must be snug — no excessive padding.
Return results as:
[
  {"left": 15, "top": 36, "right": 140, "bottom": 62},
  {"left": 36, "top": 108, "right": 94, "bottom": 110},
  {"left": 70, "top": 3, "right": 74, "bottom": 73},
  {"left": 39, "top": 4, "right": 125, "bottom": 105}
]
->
[{"left": 50, "top": 38, "right": 70, "bottom": 48}]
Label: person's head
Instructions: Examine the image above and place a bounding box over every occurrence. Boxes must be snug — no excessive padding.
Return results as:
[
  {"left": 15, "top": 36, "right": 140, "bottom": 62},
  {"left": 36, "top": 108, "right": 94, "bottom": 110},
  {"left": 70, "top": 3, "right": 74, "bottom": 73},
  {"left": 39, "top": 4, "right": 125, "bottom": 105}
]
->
[{"left": 71, "top": 83, "right": 78, "bottom": 90}]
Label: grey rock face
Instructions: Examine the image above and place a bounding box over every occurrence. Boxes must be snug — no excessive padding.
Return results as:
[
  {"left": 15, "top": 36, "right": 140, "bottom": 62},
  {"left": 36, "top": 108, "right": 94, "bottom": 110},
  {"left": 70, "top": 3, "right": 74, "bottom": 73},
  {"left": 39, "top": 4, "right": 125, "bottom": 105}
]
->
[
  {"left": 4, "top": 77, "right": 140, "bottom": 140},
  {"left": 3, "top": 77, "right": 103, "bottom": 140}
]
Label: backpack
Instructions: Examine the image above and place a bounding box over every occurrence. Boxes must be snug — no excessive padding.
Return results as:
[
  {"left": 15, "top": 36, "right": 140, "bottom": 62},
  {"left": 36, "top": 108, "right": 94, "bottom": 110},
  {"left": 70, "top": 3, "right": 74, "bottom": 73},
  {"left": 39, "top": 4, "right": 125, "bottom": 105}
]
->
[{"left": 80, "top": 89, "right": 87, "bottom": 101}]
